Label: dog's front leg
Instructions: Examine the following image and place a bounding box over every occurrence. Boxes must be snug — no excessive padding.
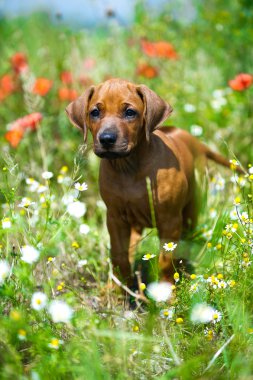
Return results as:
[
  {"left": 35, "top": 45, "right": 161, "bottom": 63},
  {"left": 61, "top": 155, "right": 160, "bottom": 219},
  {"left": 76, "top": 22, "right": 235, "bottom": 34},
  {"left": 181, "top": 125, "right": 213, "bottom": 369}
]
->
[
  {"left": 157, "top": 214, "right": 183, "bottom": 282},
  {"left": 107, "top": 210, "right": 132, "bottom": 286}
]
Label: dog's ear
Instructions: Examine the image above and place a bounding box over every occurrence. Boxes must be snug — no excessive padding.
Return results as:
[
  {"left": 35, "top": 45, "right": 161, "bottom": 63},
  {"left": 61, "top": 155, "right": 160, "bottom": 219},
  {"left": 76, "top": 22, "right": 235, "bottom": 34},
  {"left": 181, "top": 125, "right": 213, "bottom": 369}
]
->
[
  {"left": 137, "top": 85, "right": 173, "bottom": 141},
  {"left": 65, "top": 86, "right": 95, "bottom": 142}
]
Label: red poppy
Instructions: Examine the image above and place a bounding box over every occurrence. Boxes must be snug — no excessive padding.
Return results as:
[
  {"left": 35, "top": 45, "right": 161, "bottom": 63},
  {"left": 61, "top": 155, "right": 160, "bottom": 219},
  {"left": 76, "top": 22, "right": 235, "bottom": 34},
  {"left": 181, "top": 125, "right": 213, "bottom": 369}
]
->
[
  {"left": 10, "top": 52, "right": 28, "bottom": 75},
  {"left": 136, "top": 63, "right": 159, "bottom": 79},
  {"left": 33, "top": 78, "right": 53, "bottom": 96},
  {"left": 229, "top": 73, "right": 252, "bottom": 91},
  {"left": 60, "top": 71, "right": 73, "bottom": 84},
  {"left": 141, "top": 40, "right": 178, "bottom": 59},
  {"left": 0, "top": 74, "right": 16, "bottom": 101},
  {"left": 5, "top": 129, "right": 24, "bottom": 148},
  {"left": 5, "top": 112, "right": 43, "bottom": 148},
  {"left": 58, "top": 88, "right": 78, "bottom": 101}
]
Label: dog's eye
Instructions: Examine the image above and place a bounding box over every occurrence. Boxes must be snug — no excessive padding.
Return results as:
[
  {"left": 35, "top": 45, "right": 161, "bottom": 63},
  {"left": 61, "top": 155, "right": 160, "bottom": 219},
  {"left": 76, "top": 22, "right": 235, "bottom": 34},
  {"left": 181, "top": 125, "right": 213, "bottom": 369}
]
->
[
  {"left": 125, "top": 109, "right": 137, "bottom": 118},
  {"left": 90, "top": 108, "right": 100, "bottom": 118}
]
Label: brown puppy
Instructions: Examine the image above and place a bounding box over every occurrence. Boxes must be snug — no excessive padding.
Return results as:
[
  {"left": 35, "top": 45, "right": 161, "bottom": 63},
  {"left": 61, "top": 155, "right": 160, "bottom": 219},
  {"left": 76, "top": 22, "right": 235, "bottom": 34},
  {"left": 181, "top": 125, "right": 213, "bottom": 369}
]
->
[{"left": 66, "top": 78, "right": 241, "bottom": 286}]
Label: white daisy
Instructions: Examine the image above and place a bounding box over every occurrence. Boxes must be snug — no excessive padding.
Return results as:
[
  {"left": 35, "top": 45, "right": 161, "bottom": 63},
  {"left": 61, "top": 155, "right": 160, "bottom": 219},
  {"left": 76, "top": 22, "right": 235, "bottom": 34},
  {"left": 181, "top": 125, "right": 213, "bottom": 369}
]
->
[
  {"left": 146, "top": 282, "right": 172, "bottom": 302},
  {"left": 191, "top": 303, "right": 215, "bottom": 324},
  {"left": 31, "top": 292, "right": 47, "bottom": 310},
  {"left": 20, "top": 245, "right": 40, "bottom": 264},
  {"left": 79, "top": 224, "right": 90, "bottom": 235},
  {"left": 0, "top": 260, "right": 10, "bottom": 284},
  {"left": 48, "top": 300, "right": 74, "bottom": 323},
  {"left": 42, "top": 171, "right": 53, "bottom": 179},
  {"left": 67, "top": 201, "right": 86, "bottom": 218},
  {"left": 2, "top": 217, "right": 12, "bottom": 229},
  {"left": 163, "top": 242, "right": 177, "bottom": 252},
  {"left": 74, "top": 182, "right": 88, "bottom": 191}
]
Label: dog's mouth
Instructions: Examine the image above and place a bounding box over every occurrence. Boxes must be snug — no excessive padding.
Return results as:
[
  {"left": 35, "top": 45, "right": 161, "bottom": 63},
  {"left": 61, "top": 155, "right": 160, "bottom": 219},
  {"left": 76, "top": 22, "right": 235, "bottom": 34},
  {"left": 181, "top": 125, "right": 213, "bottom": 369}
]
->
[{"left": 94, "top": 142, "right": 132, "bottom": 159}]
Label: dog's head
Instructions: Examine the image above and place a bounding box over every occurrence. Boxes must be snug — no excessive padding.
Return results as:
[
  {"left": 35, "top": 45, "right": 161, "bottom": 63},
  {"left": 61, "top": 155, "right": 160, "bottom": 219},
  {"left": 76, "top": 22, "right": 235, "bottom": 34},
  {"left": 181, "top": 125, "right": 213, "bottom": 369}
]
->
[{"left": 66, "top": 78, "right": 172, "bottom": 159}]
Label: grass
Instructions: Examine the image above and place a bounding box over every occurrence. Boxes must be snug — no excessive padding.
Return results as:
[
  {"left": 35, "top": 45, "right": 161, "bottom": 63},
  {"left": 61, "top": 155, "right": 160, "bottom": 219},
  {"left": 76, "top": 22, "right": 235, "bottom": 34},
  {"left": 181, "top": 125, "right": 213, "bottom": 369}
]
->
[{"left": 0, "top": 1, "right": 253, "bottom": 378}]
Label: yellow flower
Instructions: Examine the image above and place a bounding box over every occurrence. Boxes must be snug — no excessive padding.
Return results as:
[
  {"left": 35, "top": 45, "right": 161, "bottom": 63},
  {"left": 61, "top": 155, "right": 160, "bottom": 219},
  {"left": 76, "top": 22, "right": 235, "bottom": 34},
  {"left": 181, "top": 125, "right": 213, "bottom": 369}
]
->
[
  {"left": 228, "top": 280, "right": 236, "bottom": 287},
  {"left": 18, "top": 329, "right": 26, "bottom": 337},
  {"left": 10, "top": 310, "right": 21, "bottom": 321},
  {"left": 72, "top": 241, "right": 80, "bottom": 249},
  {"left": 171, "top": 285, "right": 176, "bottom": 290},
  {"left": 174, "top": 272, "right": 180, "bottom": 282},
  {"left": 60, "top": 166, "right": 68, "bottom": 174},
  {"left": 176, "top": 317, "right": 184, "bottom": 324},
  {"left": 234, "top": 197, "right": 241, "bottom": 205},
  {"left": 190, "top": 274, "right": 196, "bottom": 280},
  {"left": 207, "top": 242, "right": 212, "bottom": 248},
  {"left": 217, "top": 273, "right": 223, "bottom": 280},
  {"left": 140, "top": 283, "right": 146, "bottom": 291},
  {"left": 216, "top": 243, "right": 222, "bottom": 250},
  {"left": 133, "top": 325, "right": 139, "bottom": 332},
  {"left": 230, "top": 159, "right": 239, "bottom": 170}
]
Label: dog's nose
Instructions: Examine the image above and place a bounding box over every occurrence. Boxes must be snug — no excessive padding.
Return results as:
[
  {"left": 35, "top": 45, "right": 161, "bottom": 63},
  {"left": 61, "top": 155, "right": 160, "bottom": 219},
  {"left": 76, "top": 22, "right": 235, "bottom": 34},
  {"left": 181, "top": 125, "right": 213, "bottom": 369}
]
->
[{"left": 99, "top": 131, "right": 117, "bottom": 146}]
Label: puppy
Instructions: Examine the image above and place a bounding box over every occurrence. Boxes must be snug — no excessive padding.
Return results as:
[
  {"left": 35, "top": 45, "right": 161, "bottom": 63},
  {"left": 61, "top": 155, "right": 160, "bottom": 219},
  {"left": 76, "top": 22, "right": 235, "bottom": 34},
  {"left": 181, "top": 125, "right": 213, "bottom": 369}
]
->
[{"left": 66, "top": 78, "right": 242, "bottom": 286}]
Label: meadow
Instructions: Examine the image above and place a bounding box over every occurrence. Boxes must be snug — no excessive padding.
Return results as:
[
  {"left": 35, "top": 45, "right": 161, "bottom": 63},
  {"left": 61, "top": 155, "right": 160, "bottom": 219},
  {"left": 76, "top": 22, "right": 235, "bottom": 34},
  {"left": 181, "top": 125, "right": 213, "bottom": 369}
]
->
[{"left": 0, "top": 1, "right": 253, "bottom": 378}]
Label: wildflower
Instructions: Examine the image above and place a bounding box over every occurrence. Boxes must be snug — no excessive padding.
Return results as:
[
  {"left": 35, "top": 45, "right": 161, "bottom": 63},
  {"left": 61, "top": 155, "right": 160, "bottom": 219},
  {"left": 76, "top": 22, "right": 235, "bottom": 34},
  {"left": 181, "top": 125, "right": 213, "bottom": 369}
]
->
[
  {"left": 140, "top": 283, "right": 146, "bottom": 291},
  {"left": 47, "top": 257, "right": 55, "bottom": 264},
  {"left": 10, "top": 310, "right": 21, "bottom": 321},
  {"left": 58, "top": 88, "right": 78, "bottom": 101},
  {"left": 190, "top": 274, "right": 196, "bottom": 280},
  {"left": 0, "top": 260, "right": 10, "bottom": 284},
  {"left": 141, "top": 39, "right": 178, "bottom": 59},
  {"left": 218, "top": 280, "right": 227, "bottom": 289},
  {"left": 146, "top": 282, "right": 172, "bottom": 302},
  {"left": 72, "top": 241, "right": 80, "bottom": 249},
  {"left": 190, "top": 283, "right": 199, "bottom": 293},
  {"left": 132, "top": 325, "right": 139, "bottom": 332},
  {"left": 48, "top": 338, "right": 63, "bottom": 349},
  {"left": 160, "top": 307, "right": 174, "bottom": 320},
  {"left": 20, "top": 245, "right": 40, "bottom": 264},
  {"left": 211, "top": 97, "right": 227, "bottom": 111},
  {"left": 2, "top": 217, "right": 12, "bottom": 229},
  {"left": 5, "top": 112, "right": 42, "bottom": 147},
  {"left": 10, "top": 52, "right": 28, "bottom": 74},
  {"left": 60, "top": 165, "right": 68, "bottom": 174},
  {"left": 211, "top": 174, "right": 225, "bottom": 191},
  {"left": 18, "top": 197, "right": 35, "bottom": 208},
  {"left": 230, "top": 209, "right": 238, "bottom": 220},
  {"left": 207, "top": 242, "right": 212, "bottom": 248},
  {"left": 31, "top": 292, "right": 47, "bottom": 310},
  {"left": 67, "top": 201, "right": 86, "bottom": 218},
  {"left": 48, "top": 300, "right": 73, "bottom": 323},
  {"left": 163, "top": 242, "right": 177, "bottom": 252},
  {"left": 184, "top": 104, "right": 196, "bottom": 113},
  {"left": 230, "top": 159, "right": 239, "bottom": 170},
  {"left": 74, "top": 182, "right": 88, "bottom": 191},
  {"left": 79, "top": 224, "right": 90, "bottom": 235},
  {"left": 4, "top": 129, "right": 24, "bottom": 148},
  {"left": 60, "top": 71, "right": 73, "bottom": 84},
  {"left": 191, "top": 303, "right": 215, "bottom": 323},
  {"left": 229, "top": 73, "right": 252, "bottom": 91},
  {"left": 212, "top": 310, "right": 222, "bottom": 324},
  {"left": 173, "top": 272, "right": 180, "bottom": 282},
  {"left": 42, "top": 171, "right": 53, "bottom": 180},
  {"left": 18, "top": 329, "right": 27, "bottom": 341},
  {"left": 77, "top": 259, "right": 88, "bottom": 268},
  {"left": 33, "top": 78, "right": 53, "bottom": 96},
  {"left": 176, "top": 317, "right": 184, "bottom": 324},
  {"left": 204, "top": 328, "right": 215, "bottom": 341},
  {"left": 190, "top": 125, "right": 203, "bottom": 136},
  {"left": 225, "top": 223, "right": 238, "bottom": 233},
  {"left": 142, "top": 253, "right": 156, "bottom": 261},
  {"left": 0, "top": 74, "right": 15, "bottom": 101},
  {"left": 136, "top": 63, "right": 158, "bottom": 79},
  {"left": 228, "top": 280, "right": 236, "bottom": 288},
  {"left": 206, "top": 275, "right": 219, "bottom": 289},
  {"left": 234, "top": 197, "right": 241, "bottom": 206},
  {"left": 209, "top": 208, "right": 217, "bottom": 218}
]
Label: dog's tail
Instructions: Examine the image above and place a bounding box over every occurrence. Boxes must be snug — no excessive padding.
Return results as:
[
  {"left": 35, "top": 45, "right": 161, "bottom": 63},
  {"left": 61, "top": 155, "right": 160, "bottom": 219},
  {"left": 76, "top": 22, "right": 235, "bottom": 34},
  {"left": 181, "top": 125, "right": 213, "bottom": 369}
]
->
[{"left": 204, "top": 147, "right": 244, "bottom": 174}]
